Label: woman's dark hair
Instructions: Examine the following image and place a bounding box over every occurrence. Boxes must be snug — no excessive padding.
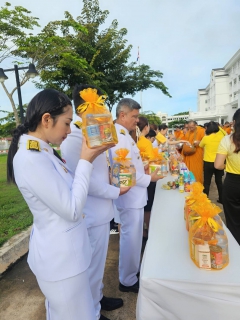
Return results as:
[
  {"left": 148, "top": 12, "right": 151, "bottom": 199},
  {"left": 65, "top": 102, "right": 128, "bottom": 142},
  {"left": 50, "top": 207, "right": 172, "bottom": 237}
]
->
[
  {"left": 232, "top": 109, "right": 240, "bottom": 153},
  {"left": 72, "top": 84, "right": 103, "bottom": 113},
  {"left": 7, "top": 89, "right": 72, "bottom": 183},
  {"left": 137, "top": 116, "right": 149, "bottom": 132},
  {"left": 205, "top": 121, "right": 219, "bottom": 135},
  {"left": 158, "top": 124, "right": 168, "bottom": 131},
  {"left": 150, "top": 123, "right": 158, "bottom": 131},
  {"left": 146, "top": 129, "right": 156, "bottom": 139}
]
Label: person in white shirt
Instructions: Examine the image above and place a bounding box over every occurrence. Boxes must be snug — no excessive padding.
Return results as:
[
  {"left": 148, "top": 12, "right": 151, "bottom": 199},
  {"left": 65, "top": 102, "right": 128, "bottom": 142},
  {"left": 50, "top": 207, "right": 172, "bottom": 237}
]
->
[
  {"left": 7, "top": 89, "right": 112, "bottom": 320},
  {"left": 61, "top": 84, "right": 128, "bottom": 320},
  {"left": 110, "top": 98, "right": 163, "bottom": 293}
]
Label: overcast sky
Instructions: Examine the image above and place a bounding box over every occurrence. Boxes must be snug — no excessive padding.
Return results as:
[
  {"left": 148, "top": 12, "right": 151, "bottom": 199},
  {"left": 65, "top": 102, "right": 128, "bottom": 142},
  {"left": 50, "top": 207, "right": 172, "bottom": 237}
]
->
[{"left": 1, "top": 0, "right": 240, "bottom": 119}]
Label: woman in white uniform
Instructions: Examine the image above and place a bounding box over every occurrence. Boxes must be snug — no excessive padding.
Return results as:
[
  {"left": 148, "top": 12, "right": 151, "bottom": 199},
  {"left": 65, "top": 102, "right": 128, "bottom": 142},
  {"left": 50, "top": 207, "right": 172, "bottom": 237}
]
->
[{"left": 7, "top": 89, "right": 112, "bottom": 320}]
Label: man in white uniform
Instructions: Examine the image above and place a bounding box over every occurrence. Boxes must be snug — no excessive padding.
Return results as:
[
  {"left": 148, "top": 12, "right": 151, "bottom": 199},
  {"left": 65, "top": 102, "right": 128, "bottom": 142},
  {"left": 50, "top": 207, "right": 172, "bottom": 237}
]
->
[
  {"left": 61, "top": 84, "right": 128, "bottom": 320},
  {"left": 111, "top": 98, "right": 163, "bottom": 293}
]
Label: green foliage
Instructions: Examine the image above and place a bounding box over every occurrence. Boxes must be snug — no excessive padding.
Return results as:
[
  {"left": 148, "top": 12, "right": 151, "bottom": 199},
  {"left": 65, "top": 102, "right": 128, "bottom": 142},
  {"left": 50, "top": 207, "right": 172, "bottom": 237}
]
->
[
  {"left": 13, "top": 0, "right": 171, "bottom": 111},
  {"left": 139, "top": 111, "right": 161, "bottom": 125},
  {"left": 0, "top": 155, "right": 32, "bottom": 247},
  {"left": 173, "top": 111, "right": 189, "bottom": 116},
  {"left": 0, "top": 2, "right": 40, "bottom": 63},
  {"left": 168, "top": 119, "right": 187, "bottom": 128},
  {"left": 0, "top": 105, "right": 27, "bottom": 137}
]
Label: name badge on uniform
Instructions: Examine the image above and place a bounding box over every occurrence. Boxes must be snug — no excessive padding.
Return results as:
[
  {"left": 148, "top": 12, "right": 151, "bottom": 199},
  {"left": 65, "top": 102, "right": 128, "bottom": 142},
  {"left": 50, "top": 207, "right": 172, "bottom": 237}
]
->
[
  {"left": 26, "top": 140, "right": 40, "bottom": 151},
  {"left": 120, "top": 129, "right": 126, "bottom": 135}
]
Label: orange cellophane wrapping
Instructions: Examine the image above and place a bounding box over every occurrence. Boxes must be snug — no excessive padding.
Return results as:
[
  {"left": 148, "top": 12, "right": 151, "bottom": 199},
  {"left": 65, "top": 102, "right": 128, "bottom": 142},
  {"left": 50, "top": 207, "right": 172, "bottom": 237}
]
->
[
  {"left": 78, "top": 88, "right": 118, "bottom": 147},
  {"left": 189, "top": 197, "right": 229, "bottom": 270},
  {"left": 138, "top": 147, "right": 150, "bottom": 165},
  {"left": 149, "top": 148, "right": 164, "bottom": 165},
  {"left": 113, "top": 148, "right": 136, "bottom": 187}
]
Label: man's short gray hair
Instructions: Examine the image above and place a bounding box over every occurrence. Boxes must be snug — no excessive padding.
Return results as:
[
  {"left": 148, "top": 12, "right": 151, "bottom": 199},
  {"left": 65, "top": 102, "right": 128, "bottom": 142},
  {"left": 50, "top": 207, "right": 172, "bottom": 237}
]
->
[{"left": 116, "top": 98, "right": 141, "bottom": 118}]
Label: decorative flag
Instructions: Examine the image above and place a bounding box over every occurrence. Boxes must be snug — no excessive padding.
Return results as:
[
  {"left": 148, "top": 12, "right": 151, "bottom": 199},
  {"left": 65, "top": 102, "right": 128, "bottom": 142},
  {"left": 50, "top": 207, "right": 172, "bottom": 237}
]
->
[{"left": 137, "top": 46, "right": 140, "bottom": 62}]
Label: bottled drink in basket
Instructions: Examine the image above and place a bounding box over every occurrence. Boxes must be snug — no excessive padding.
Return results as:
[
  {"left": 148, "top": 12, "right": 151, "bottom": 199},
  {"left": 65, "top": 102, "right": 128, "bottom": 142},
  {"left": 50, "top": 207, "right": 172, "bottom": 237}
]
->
[{"left": 86, "top": 114, "right": 102, "bottom": 148}]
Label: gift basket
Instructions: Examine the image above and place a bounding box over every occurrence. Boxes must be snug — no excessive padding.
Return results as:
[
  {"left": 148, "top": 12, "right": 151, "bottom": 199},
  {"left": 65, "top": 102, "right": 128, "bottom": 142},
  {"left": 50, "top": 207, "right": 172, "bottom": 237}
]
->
[
  {"left": 77, "top": 88, "right": 118, "bottom": 148},
  {"left": 111, "top": 148, "right": 136, "bottom": 188},
  {"left": 149, "top": 148, "right": 166, "bottom": 176},
  {"left": 138, "top": 147, "right": 150, "bottom": 167},
  {"left": 189, "top": 199, "right": 229, "bottom": 270},
  {"left": 184, "top": 182, "right": 208, "bottom": 230}
]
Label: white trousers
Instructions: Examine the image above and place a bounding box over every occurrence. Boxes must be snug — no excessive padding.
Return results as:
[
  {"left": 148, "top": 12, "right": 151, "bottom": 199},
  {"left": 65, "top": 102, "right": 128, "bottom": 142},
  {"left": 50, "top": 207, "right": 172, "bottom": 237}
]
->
[
  {"left": 113, "top": 204, "right": 121, "bottom": 224},
  {"left": 117, "top": 207, "right": 144, "bottom": 286},
  {"left": 87, "top": 223, "right": 110, "bottom": 319},
  {"left": 37, "top": 270, "right": 95, "bottom": 320}
]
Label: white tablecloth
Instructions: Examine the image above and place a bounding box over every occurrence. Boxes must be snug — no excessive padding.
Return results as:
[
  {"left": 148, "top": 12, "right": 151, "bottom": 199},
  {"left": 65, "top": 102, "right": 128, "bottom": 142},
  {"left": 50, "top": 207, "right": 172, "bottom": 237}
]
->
[{"left": 136, "top": 176, "right": 240, "bottom": 320}]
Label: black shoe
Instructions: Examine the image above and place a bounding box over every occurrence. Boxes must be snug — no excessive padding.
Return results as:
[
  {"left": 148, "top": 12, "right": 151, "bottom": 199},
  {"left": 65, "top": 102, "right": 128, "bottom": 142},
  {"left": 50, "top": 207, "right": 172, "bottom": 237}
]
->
[
  {"left": 119, "top": 280, "right": 139, "bottom": 293},
  {"left": 100, "top": 315, "right": 110, "bottom": 320},
  {"left": 100, "top": 295, "right": 123, "bottom": 311}
]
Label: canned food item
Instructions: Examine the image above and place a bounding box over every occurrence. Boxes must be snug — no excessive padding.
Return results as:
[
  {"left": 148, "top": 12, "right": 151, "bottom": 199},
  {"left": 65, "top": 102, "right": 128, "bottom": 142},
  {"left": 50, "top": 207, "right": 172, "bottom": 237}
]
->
[
  {"left": 149, "top": 164, "right": 162, "bottom": 175},
  {"left": 99, "top": 123, "right": 113, "bottom": 143},
  {"left": 119, "top": 173, "right": 132, "bottom": 187},
  {"left": 86, "top": 124, "right": 102, "bottom": 147},
  {"left": 210, "top": 245, "right": 223, "bottom": 269}
]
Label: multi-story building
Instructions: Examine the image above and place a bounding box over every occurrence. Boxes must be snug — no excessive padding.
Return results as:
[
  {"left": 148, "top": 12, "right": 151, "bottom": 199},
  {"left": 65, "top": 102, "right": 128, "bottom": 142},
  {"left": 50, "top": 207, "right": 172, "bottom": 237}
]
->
[
  {"left": 190, "top": 49, "right": 240, "bottom": 124},
  {"left": 156, "top": 111, "right": 189, "bottom": 125}
]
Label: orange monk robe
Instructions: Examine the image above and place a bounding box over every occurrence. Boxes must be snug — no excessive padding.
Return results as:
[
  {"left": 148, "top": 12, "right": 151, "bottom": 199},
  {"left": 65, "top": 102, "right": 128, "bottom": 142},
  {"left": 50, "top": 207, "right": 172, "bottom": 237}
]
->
[
  {"left": 182, "top": 128, "right": 205, "bottom": 184},
  {"left": 223, "top": 126, "right": 231, "bottom": 135},
  {"left": 174, "top": 130, "right": 184, "bottom": 140}
]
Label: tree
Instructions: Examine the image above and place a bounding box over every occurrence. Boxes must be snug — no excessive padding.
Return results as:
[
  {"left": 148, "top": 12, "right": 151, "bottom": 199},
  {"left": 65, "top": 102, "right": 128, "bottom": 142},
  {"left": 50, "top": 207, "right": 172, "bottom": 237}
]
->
[
  {"left": 0, "top": 2, "right": 39, "bottom": 63},
  {"left": 168, "top": 119, "right": 186, "bottom": 128},
  {"left": 0, "top": 2, "right": 40, "bottom": 126},
  {"left": 139, "top": 111, "right": 161, "bottom": 125},
  {"left": 173, "top": 111, "right": 189, "bottom": 116},
  {"left": 0, "top": 105, "right": 27, "bottom": 137},
  {"left": 14, "top": 0, "right": 171, "bottom": 112}
]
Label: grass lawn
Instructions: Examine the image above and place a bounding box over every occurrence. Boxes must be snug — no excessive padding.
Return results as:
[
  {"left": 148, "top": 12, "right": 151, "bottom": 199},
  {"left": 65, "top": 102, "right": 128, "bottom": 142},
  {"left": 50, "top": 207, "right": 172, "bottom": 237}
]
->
[{"left": 0, "top": 154, "right": 32, "bottom": 247}]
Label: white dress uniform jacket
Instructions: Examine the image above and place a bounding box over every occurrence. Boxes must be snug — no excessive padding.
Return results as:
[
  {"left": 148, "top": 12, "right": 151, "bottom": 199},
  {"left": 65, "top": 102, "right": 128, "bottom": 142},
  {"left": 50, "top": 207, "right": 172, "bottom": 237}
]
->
[
  {"left": 61, "top": 116, "right": 120, "bottom": 227},
  {"left": 111, "top": 123, "right": 151, "bottom": 208},
  {"left": 13, "top": 134, "right": 93, "bottom": 282}
]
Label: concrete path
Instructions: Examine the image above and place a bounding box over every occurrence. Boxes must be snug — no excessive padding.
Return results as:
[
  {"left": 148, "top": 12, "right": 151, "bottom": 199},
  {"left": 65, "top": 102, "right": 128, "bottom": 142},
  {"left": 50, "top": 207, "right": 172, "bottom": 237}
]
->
[
  {"left": 0, "top": 234, "right": 137, "bottom": 320},
  {"left": 0, "top": 180, "right": 225, "bottom": 320}
]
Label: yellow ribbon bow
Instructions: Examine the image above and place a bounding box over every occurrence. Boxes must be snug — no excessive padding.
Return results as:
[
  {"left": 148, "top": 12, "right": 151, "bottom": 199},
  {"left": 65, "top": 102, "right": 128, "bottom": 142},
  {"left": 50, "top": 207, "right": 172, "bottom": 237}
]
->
[
  {"left": 190, "top": 201, "right": 223, "bottom": 234},
  {"left": 76, "top": 88, "right": 107, "bottom": 114},
  {"left": 113, "top": 148, "right": 131, "bottom": 162}
]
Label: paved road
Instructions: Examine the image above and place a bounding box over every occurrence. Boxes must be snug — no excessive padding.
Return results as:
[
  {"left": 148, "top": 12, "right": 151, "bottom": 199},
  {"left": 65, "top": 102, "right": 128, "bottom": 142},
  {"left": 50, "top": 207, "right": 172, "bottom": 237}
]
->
[{"left": 0, "top": 179, "right": 225, "bottom": 320}]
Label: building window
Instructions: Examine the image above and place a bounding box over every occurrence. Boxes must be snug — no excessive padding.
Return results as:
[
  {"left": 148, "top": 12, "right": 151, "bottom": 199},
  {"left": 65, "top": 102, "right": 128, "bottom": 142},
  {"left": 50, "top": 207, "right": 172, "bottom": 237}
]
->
[
  {"left": 234, "top": 78, "right": 237, "bottom": 85},
  {"left": 229, "top": 82, "right": 232, "bottom": 86},
  {"left": 234, "top": 92, "right": 237, "bottom": 98}
]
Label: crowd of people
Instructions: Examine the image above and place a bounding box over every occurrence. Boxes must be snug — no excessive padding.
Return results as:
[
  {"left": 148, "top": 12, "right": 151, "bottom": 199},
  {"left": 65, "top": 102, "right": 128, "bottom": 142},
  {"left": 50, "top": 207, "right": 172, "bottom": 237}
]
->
[{"left": 6, "top": 83, "right": 240, "bottom": 320}]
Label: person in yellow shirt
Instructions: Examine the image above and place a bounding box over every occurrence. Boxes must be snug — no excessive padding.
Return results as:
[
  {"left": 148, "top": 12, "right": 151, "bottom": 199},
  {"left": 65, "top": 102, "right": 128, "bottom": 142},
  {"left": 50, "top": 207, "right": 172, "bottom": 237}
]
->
[
  {"left": 215, "top": 109, "right": 240, "bottom": 244},
  {"left": 199, "top": 121, "right": 226, "bottom": 203},
  {"left": 135, "top": 117, "right": 157, "bottom": 240},
  {"left": 155, "top": 124, "right": 187, "bottom": 151}
]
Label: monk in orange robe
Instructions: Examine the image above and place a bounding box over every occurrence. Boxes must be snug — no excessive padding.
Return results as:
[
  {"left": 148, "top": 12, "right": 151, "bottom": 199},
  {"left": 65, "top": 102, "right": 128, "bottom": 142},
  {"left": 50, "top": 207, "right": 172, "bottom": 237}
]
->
[
  {"left": 174, "top": 127, "right": 184, "bottom": 140},
  {"left": 223, "top": 122, "right": 231, "bottom": 135},
  {"left": 182, "top": 121, "right": 205, "bottom": 183}
]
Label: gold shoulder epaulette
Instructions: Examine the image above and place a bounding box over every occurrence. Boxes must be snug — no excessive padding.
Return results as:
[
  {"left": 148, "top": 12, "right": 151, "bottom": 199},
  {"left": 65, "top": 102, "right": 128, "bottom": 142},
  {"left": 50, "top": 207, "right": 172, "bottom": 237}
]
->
[
  {"left": 120, "top": 129, "right": 126, "bottom": 135},
  {"left": 74, "top": 121, "right": 82, "bottom": 129},
  {"left": 26, "top": 140, "right": 41, "bottom": 151}
]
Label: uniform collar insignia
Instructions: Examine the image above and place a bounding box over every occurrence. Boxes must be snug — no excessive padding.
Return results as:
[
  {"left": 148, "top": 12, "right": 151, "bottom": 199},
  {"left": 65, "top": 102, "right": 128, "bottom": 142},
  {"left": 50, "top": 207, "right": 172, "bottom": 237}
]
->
[
  {"left": 74, "top": 121, "right": 82, "bottom": 129},
  {"left": 26, "top": 140, "right": 41, "bottom": 151},
  {"left": 61, "top": 164, "right": 68, "bottom": 173},
  {"left": 120, "top": 129, "right": 126, "bottom": 135}
]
